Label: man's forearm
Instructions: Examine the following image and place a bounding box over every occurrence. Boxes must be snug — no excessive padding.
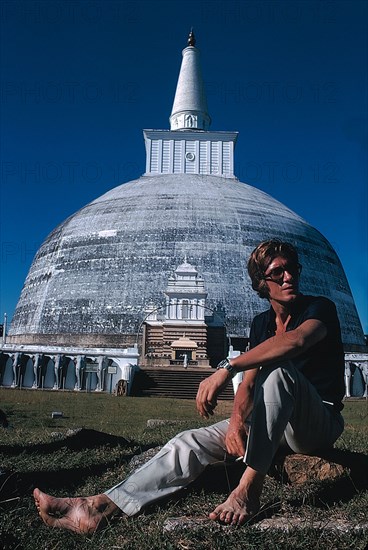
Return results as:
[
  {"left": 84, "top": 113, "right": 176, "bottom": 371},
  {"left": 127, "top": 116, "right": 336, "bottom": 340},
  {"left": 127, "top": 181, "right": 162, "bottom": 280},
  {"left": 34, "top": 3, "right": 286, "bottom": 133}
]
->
[
  {"left": 230, "top": 368, "right": 258, "bottom": 423},
  {"left": 231, "top": 378, "right": 255, "bottom": 422},
  {"left": 225, "top": 371, "right": 257, "bottom": 458},
  {"left": 196, "top": 318, "right": 324, "bottom": 419},
  {"left": 229, "top": 319, "right": 326, "bottom": 374}
]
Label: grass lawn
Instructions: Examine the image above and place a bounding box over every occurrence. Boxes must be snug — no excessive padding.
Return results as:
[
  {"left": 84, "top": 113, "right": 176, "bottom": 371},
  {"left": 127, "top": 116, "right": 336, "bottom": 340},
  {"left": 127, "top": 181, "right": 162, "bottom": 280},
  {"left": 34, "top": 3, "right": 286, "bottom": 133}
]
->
[{"left": 0, "top": 388, "right": 367, "bottom": 549}]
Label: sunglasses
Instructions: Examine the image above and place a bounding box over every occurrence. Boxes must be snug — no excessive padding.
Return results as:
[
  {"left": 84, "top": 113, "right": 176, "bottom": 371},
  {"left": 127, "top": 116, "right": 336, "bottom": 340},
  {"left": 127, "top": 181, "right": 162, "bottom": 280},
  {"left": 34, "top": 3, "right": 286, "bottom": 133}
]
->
[{"left": 263, "top": 263, "right": 302, "bottom": 282}]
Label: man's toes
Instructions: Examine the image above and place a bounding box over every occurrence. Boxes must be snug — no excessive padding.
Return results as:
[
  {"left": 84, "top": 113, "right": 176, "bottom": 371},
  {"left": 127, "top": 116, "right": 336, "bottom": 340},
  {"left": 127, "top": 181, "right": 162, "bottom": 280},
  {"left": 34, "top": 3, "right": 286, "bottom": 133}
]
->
[
  {"left": 227, "top": 512, "right": 236, "bottom": 525},
  {"left": 221, "top": 510, "right": 232, "bottom": 524},
  {"left": 231, "top": 513, "right": 240, "bottom": 525},
  {"left": 236, "top": 513, "right": 248, "bottom": 526},
  {"left": 209, "top": 509, "right": 220, "bottom": 521}
]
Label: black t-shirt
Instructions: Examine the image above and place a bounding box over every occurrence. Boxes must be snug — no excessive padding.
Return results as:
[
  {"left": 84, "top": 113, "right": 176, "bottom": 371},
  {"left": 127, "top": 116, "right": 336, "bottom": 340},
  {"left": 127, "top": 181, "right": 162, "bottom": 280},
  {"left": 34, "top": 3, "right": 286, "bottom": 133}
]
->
[{"left": 249, "top": 295, "right": 345, "bottom": 410}]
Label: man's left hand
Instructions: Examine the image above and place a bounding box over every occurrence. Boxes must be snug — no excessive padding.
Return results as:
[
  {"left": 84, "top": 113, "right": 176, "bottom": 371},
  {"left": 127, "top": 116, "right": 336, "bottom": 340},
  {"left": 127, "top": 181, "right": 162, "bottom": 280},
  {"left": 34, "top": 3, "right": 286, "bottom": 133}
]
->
[
  {"left": 225, "top": 416, "right": 248, "bottom": 458},
  {"left": 196, "top": 369, "right": 230, "bottom": 418}
]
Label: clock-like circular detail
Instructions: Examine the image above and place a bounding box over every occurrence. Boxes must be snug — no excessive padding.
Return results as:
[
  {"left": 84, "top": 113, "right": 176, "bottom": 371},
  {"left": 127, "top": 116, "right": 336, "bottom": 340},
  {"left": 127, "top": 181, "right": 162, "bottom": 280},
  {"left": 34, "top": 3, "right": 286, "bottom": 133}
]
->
[{"left": 185, "top": 152, "right": 195, "bottom": 161}]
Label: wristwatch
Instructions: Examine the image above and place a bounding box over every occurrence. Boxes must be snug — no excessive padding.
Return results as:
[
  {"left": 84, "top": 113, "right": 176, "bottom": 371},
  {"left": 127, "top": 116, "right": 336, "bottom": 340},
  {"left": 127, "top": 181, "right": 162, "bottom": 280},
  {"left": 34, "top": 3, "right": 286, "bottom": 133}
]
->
[{"left": 216, "top": 359, "right": 237, "bottom": 378}]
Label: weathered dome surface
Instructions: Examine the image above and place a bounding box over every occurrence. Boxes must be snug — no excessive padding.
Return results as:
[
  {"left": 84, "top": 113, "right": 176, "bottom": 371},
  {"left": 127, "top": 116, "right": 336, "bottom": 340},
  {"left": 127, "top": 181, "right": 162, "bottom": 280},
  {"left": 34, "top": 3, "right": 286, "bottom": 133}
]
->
[{"left": 8, "top": 174, "right": 364, "bottom": 347}]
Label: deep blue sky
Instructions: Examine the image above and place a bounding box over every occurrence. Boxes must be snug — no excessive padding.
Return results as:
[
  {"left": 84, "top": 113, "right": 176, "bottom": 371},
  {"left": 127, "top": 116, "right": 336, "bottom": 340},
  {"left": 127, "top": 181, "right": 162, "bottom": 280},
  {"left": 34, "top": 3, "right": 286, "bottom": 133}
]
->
[{"left": 1, "top": 0, "right": 367, "bottom": 333}]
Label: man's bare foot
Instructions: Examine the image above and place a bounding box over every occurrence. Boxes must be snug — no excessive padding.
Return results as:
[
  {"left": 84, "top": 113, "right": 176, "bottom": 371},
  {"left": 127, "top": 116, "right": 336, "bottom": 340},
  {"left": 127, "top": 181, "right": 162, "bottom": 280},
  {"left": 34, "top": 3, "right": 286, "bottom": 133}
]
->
[
  {"left": 33, "top": 488, "right": 120, "bottom": 534},
  {"left": 209, "top": 467, "right": 264, "bottom": 526}
]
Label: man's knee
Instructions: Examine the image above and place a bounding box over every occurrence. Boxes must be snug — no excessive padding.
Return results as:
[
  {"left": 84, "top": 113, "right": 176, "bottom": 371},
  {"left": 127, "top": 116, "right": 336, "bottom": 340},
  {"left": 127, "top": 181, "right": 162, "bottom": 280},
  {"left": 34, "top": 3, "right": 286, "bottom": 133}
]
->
[
  {"left": 262, "top": 364, "right": 295, "bottom": 386},
  {"left": 168, "top": 424, "right": 226, "bottom": 457},
  {"left": 261, "top": 365, "right": 297, "bottom": 403},
  {"left": 168, "top": 427, "right": 205, "bottom": 451}
]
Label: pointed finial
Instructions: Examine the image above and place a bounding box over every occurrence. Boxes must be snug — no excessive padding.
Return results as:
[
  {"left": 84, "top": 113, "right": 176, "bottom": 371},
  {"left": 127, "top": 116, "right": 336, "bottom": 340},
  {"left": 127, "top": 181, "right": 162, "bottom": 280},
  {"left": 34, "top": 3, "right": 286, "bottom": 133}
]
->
[
  {"left": 169, "top": 28, "right": 211, "bottom": 131},
  {"left": 188, "top": 28, "right": 196, "bottom": 47}
]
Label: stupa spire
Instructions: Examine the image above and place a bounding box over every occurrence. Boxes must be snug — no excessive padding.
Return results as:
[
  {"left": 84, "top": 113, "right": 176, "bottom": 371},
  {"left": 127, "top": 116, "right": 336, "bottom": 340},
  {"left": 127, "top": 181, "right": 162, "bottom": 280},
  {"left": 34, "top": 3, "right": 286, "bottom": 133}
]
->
[
  {"left": 143, "top": 30, "right": 237, "bottom": 177},
  {"left": 169, "top": 30, "right": 211, "bottom": 131}
]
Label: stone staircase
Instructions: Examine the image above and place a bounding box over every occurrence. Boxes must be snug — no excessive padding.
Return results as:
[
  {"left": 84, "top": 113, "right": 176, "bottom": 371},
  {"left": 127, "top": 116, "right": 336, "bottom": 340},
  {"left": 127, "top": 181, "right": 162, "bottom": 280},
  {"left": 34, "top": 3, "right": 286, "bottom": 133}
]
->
[{"left": 131, "top": 368, "right": 235, "bottom": 400}]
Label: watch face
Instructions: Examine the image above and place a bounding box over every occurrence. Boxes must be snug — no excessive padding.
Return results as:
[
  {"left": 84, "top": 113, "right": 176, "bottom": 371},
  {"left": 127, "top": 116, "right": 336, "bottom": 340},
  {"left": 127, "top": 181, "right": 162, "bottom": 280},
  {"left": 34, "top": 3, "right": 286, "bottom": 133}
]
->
[{"left": 217, "top": 359, "right": 236, "bottom": 377}]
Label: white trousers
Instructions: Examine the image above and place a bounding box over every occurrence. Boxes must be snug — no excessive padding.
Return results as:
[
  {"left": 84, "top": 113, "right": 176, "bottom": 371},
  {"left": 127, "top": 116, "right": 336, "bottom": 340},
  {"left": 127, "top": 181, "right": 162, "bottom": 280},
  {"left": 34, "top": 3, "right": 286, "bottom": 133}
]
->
[{"left": 105, "top": 364, "right": 344, "bottom": 516}]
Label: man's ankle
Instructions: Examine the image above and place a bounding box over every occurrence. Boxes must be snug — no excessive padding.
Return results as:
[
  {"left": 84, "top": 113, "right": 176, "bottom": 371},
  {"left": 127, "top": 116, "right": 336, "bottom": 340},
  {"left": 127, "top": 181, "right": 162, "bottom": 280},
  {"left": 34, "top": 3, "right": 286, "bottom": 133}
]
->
[{"left": 238, "top": 467, "right": 265, "bottom": 491}]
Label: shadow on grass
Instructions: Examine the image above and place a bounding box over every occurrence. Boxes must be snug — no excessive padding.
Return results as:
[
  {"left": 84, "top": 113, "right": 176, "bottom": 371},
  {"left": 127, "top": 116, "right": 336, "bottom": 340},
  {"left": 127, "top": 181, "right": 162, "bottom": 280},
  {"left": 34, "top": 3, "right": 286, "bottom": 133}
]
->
[
  {"left": 0, "top": 428, "right": 129, "bottom": 455},
  {"left": 1, "top": 460, "right": 123, "bottom": 502},
  {"left": 1, "top": 429, "right": 367, "bottom": 521},
  {"left": 0, "top": 429, "right": 162, "bottom": 505}
]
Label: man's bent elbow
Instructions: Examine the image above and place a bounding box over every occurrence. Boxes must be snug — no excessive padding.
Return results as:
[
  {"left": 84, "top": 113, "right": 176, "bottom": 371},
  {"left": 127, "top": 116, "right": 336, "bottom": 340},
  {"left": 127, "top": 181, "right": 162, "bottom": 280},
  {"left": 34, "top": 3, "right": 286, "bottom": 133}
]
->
[
  {"left": 284, "top": 321, "right": 327, "bottom": 352},
  {"left": 283, "top": 328, "right": 305, "bottom": 350}
]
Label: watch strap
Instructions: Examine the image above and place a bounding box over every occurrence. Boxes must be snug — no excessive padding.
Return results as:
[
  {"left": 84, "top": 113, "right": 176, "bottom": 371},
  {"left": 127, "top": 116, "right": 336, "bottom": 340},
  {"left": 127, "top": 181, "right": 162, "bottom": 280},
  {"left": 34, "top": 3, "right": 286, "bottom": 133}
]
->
[{"left": 216, "top": 359, "right": 237, "bottom": 378}]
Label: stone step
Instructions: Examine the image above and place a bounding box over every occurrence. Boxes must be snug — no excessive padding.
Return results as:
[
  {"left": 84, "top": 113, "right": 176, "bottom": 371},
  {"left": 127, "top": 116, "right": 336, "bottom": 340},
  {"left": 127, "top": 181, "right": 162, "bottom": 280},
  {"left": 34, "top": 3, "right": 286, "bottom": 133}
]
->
[{"left": 131, "top": 368, "right": 235, "bottom": 400}]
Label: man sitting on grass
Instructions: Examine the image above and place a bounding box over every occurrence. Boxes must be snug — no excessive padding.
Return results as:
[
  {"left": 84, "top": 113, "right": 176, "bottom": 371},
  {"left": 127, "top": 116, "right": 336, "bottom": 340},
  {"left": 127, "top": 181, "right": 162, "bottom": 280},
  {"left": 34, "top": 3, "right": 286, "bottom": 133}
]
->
[{"left": 34, "top": 239, "right": 345, "bottom": 534}]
